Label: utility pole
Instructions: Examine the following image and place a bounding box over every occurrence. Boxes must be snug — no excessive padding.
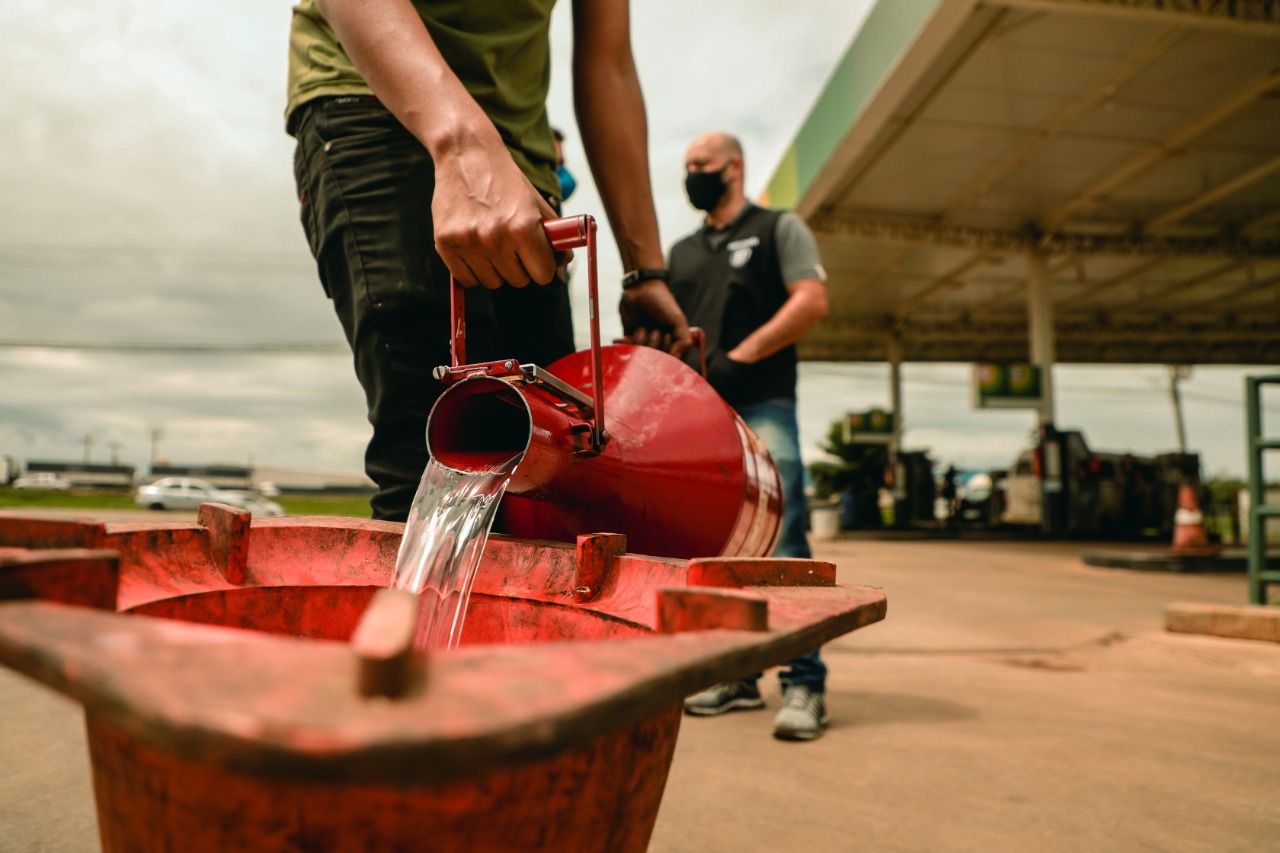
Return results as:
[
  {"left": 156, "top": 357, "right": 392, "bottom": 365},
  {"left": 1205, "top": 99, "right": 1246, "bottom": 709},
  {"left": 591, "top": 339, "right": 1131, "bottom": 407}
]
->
[
  {"left": 149, "top": 426, "right": 163, "bottom": 474},
  {"left": 82, "top": 433, "right": 95, "bottom": 465},
  {"left": 1168, "top": 365, "right": 1191, "bottom": 454}
]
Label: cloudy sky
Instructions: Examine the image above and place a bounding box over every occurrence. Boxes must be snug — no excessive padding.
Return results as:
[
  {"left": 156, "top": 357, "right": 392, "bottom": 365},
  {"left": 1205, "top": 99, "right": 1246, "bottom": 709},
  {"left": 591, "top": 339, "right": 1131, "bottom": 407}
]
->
[{"left": 1, "top": 0, "right": 1273, "bottom": 483}]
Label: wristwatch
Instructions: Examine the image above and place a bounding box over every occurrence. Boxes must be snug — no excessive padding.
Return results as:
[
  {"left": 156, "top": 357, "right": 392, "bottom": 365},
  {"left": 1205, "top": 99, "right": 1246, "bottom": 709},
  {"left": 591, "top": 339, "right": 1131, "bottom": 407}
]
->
[{"left": 621, "top": 267, "right": 668, "bottom": 290}]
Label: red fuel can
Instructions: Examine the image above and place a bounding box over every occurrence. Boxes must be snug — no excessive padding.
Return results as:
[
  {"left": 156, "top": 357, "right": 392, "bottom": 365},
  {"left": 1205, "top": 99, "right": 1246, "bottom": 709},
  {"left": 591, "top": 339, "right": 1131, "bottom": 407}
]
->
[{"left": 428, "top": 215, "right": 781, "bottom": 559}]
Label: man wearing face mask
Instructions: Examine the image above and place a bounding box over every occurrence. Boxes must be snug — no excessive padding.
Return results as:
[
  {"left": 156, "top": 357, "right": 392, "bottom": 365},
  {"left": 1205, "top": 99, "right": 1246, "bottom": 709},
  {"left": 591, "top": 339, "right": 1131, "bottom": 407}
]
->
[{"left": 664, "top": 131, "right": 832, "bottom": 740}]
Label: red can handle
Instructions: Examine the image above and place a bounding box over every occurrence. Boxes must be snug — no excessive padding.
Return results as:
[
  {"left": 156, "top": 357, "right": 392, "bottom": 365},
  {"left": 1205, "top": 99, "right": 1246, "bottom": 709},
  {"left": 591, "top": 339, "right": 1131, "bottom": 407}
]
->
[
  {"left": 543, "top": 216, "right": 592, "bottom": 252},
  {"left": 448, "top": 215, "right": 604, "bottom": 451}
]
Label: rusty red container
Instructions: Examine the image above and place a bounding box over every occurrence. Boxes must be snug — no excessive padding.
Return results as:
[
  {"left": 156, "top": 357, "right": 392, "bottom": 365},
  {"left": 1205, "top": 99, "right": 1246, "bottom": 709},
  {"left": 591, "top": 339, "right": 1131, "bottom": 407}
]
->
[{"left": 0, "top": 510, "right": 887, "bottom": 852}]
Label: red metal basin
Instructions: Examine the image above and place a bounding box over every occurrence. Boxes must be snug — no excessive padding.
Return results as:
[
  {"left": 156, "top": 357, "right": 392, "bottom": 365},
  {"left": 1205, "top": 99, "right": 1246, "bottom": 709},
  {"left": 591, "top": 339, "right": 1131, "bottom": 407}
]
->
[{"left": 0, "top": 507, "right": 886, "bottom": 852}]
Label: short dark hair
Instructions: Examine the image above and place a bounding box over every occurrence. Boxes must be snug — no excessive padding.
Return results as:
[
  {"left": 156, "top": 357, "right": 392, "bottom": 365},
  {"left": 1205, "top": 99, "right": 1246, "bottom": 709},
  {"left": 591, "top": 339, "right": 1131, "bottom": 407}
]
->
[{"left": 551, "top": 127, "right": 565, "bottom": 141}]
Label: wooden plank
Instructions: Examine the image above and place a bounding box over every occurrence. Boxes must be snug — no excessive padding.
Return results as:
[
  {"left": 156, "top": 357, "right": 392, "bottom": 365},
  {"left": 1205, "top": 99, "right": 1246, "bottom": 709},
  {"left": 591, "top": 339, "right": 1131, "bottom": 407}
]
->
[
  {"left": 351, "top": 588, "right": 425, "bottom": 699},
  {"left": 656, "top": 587, "right": 769, "bottom": 633}
]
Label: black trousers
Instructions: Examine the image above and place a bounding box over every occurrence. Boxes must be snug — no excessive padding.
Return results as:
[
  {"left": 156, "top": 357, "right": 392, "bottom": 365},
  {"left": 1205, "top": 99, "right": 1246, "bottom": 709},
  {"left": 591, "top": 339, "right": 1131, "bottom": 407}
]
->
[{"left": 291, "top": 98, "right": 574, "bottom": 520}]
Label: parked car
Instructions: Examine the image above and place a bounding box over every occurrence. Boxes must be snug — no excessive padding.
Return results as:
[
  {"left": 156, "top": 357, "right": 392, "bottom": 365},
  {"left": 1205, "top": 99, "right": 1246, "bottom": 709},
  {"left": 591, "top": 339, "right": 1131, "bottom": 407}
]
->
[
  {"left": 12, "top": 472, "right": 73, "bottom": 491},
  {"left": 135, "top": 477, "right": 285, "bottom": 517},
  {"left": 230, "top": 492, "right": 288, "bottom": 518}
]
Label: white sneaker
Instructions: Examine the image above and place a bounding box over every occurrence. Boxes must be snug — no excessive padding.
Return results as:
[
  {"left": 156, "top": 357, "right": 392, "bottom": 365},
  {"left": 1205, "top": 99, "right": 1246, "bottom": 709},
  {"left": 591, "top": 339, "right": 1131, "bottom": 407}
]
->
[{"left": 773, "top": 685, "right": 829, "bottom": 740}]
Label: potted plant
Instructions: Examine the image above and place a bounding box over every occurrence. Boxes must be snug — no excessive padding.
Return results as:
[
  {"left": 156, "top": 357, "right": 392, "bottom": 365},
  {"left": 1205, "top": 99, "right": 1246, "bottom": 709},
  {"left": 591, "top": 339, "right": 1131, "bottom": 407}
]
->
[
  {"left": 807, "top": 460, "right": 843, "bottom": 540},
  {"left": 807, "top": 417, "right": 891, "bottom": 535}
]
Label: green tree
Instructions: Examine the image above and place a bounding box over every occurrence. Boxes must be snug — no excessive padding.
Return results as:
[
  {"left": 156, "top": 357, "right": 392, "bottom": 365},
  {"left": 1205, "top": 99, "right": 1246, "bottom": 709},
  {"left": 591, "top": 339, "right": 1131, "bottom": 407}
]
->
[{"left": 807, "top": 417, "right": 890, "bottom": 528}]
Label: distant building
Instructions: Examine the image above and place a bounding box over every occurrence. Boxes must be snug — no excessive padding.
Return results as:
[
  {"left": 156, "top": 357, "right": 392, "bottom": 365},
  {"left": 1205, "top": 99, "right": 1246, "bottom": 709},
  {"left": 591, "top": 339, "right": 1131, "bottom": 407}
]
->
[
  {"left": 146, "top": 463, "right": 252, "bottom": 489},
  {"left": 252, "top": 465, "right": 375, "bottom": 495},
  {"left": 25, "top": 461, "right": 137, "bottom": 489},
  {"left": 141, "top": 463, "right": 373, "bottom": 495}
]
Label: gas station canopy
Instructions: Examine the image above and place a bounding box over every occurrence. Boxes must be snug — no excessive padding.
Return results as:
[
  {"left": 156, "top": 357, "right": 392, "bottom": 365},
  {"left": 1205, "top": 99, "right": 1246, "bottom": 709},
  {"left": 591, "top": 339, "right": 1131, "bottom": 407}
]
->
[{"left": 762, "top": 0, "right": 1280, "bottom": 364}]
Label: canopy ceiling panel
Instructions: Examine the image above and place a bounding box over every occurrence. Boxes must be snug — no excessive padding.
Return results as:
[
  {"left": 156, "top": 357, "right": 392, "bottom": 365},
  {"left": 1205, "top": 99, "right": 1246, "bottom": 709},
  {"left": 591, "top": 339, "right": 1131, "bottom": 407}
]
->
[{"left": 763, "top": 0, "right": 1280, "bottom": 364}]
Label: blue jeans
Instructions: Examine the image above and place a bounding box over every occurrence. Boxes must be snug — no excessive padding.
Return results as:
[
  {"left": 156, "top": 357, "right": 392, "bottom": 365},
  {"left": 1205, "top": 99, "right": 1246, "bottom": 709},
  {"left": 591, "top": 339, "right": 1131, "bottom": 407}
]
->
[{"left": 736, "top": 398, "right": 827, "bottom": 693}]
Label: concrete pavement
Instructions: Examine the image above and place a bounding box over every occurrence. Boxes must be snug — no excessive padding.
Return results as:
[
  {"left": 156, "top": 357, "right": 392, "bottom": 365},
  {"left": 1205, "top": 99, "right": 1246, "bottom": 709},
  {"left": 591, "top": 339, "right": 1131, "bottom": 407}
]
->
[
  {"left": 3, "top": 535, "right": 1278, "bottom": 851},
  {"left": 651, "top": 538, "right": 1280, "bottom": 852}
]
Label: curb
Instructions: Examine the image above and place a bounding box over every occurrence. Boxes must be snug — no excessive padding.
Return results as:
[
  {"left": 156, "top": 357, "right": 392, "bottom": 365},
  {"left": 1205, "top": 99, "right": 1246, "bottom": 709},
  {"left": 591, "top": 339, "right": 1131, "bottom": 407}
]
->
[
  {"left": 1081, "top": 551, "right": 1245, "bottom": 573},
  {"left": 1165, "top": 602, "right": 1280, "bottom": 643}
]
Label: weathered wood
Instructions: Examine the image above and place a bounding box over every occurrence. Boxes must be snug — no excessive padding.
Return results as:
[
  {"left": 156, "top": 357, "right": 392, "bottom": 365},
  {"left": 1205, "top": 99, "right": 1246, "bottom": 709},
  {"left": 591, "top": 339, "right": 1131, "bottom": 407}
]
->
[
  {"left": 656, "top": 587, "right": 769, "bottom": 633},
  {"left": 197, "top": 502, "right": 251, "bottom": 584},
  {"left": 0, "top": 511, "right": 888, "bottom": 852},
  {"left": 0, "top": 516, "right": 108, "bottom": 548},
  {"left": 574, "top": 532, "right": 627, "bottom": 602},
  {"left": 0, "top": 588, "right": 884, "bottom": 782},
  {"left": 87, "top": 704, "right": 682, "bottom": 853},
  {"left": 351, "top": 587, "right": 425, "bottom": 699},
  {"left": 686, "top": 556, "right": 837, "bottom": 588},
  {"left": 0, "top": 548, "right": 118, "bottom": 610}
]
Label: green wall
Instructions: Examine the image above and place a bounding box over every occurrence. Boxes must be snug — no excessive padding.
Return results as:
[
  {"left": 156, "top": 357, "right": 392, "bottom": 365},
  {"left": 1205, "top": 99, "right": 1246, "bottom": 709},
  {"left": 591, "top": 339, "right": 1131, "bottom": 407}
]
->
[{"left": 763, "top": 0, "right": 943, "bottom": 209}]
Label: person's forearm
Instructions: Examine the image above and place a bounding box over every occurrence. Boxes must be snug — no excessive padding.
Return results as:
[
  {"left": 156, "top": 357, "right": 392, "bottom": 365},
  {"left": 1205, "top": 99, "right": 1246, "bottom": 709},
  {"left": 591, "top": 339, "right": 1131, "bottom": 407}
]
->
[
  {"left": 316, "top": 0, "right": 501, "bottom": 159},
  {"left": 573, "top": 0, "right": 690, "bottom": 355},
  {"left": 316, "top": 0, "right": 559, "bottom": 288},
  {"left": 572, "top": 3, "right": 664, "bottom": 271},
  {"left": 728, "top": 280, "right": 829, "bottom": 363}
]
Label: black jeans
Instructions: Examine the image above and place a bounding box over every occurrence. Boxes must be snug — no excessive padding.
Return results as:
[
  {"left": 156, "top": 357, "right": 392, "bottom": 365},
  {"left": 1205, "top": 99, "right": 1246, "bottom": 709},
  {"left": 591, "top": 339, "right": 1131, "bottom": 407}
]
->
[{"left": 291, "top": 97, "right": 574, "bottom": 520}]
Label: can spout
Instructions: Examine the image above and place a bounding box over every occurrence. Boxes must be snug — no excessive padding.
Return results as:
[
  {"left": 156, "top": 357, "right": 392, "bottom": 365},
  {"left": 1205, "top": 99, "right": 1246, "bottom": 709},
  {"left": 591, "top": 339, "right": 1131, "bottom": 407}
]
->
[
  {"left": 426, "top": 375, "right": 590, "bottom": 495},
  {"left": 426, "top": 378, "right": 532, "bottom": 474}
]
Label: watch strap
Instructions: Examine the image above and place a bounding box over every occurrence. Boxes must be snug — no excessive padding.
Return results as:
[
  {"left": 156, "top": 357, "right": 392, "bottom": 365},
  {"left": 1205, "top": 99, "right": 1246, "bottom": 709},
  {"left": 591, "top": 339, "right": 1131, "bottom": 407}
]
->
[{"left": 621, "top": 267, "right": 668, "bottom": 290}]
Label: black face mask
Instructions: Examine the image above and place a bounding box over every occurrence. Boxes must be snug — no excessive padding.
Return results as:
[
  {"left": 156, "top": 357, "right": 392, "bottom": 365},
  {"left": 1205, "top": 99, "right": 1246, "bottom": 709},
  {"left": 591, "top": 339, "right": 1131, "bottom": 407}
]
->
[{"left": 685, "top": 168, "right": 728, "bottom": 212}]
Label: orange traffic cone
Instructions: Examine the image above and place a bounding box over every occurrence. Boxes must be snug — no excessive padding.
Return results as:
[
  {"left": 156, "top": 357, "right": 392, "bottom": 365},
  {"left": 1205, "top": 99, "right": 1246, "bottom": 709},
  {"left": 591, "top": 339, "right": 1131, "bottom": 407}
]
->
[{"left": 1170, "top": 482, "right": 1219, "bottom": 556}]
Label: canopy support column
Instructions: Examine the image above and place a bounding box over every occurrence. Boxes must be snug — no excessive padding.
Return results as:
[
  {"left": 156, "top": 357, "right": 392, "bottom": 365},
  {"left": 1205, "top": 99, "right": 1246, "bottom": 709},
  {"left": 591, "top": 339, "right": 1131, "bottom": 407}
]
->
[
  {"left": 1027, "top": 250, "right": 1056, "bottom": 426},
  {"left": 887, "top": 333, "right": 903, "bottom": 455},
  {"left": 1027, "top": 250, "right": 1067, "bottom": 535}
]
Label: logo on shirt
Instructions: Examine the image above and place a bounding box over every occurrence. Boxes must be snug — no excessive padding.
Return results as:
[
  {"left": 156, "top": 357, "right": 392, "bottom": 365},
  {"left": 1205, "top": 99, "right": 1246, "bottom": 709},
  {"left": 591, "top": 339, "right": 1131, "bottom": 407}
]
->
[{"left": 726, "top": 236, "right": 759, "bottom": 269}]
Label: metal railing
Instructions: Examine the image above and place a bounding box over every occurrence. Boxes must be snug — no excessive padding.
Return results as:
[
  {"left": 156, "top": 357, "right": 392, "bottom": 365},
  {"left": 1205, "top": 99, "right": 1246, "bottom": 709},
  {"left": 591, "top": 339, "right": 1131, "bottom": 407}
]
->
[{"left": 1245, "top": 374, "right": 1280, "bottom": 604}]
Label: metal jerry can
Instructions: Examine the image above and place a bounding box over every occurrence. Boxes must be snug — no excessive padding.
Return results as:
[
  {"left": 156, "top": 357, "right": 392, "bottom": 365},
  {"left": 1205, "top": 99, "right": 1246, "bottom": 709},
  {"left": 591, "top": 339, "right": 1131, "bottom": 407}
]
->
[{"left": 428, "top": 215, "right": 781, "bottom": 559}]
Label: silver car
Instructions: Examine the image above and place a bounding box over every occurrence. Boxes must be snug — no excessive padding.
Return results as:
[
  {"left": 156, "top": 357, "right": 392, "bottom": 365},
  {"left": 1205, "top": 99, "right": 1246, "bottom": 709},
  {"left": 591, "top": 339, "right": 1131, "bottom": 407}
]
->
[
  {"left": 135, "top": 477, "right": 285, "bottom": 517},
  {"left": 12, "top": 472, "right": 73, "bottom": 491}
]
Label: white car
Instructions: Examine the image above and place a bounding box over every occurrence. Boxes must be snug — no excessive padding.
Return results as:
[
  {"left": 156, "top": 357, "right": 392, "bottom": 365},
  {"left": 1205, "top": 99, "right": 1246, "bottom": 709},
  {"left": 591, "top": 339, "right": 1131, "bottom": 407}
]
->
[
  {"left": 12, "top": 472, "right": 73, "bottom": 491},
  {"left": 135, "top": 477, "right": 285, "bottom": 517},
  {"left": 229, "top": 492, "right": 288, "bottom": 518}
]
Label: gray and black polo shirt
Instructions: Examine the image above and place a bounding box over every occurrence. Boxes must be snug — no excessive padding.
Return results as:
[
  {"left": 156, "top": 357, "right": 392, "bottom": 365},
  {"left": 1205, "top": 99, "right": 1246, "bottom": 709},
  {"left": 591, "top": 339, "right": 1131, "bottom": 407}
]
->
[{"left": 667, "top": 202, "right": 826, "bottom": 406}]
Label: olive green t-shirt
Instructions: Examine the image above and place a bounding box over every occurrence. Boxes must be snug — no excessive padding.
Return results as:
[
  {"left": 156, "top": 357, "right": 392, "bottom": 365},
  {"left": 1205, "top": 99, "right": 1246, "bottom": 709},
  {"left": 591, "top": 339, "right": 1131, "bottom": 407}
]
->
[{"left": 286, "top": 0, "right": 560, "bottom": 200}]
